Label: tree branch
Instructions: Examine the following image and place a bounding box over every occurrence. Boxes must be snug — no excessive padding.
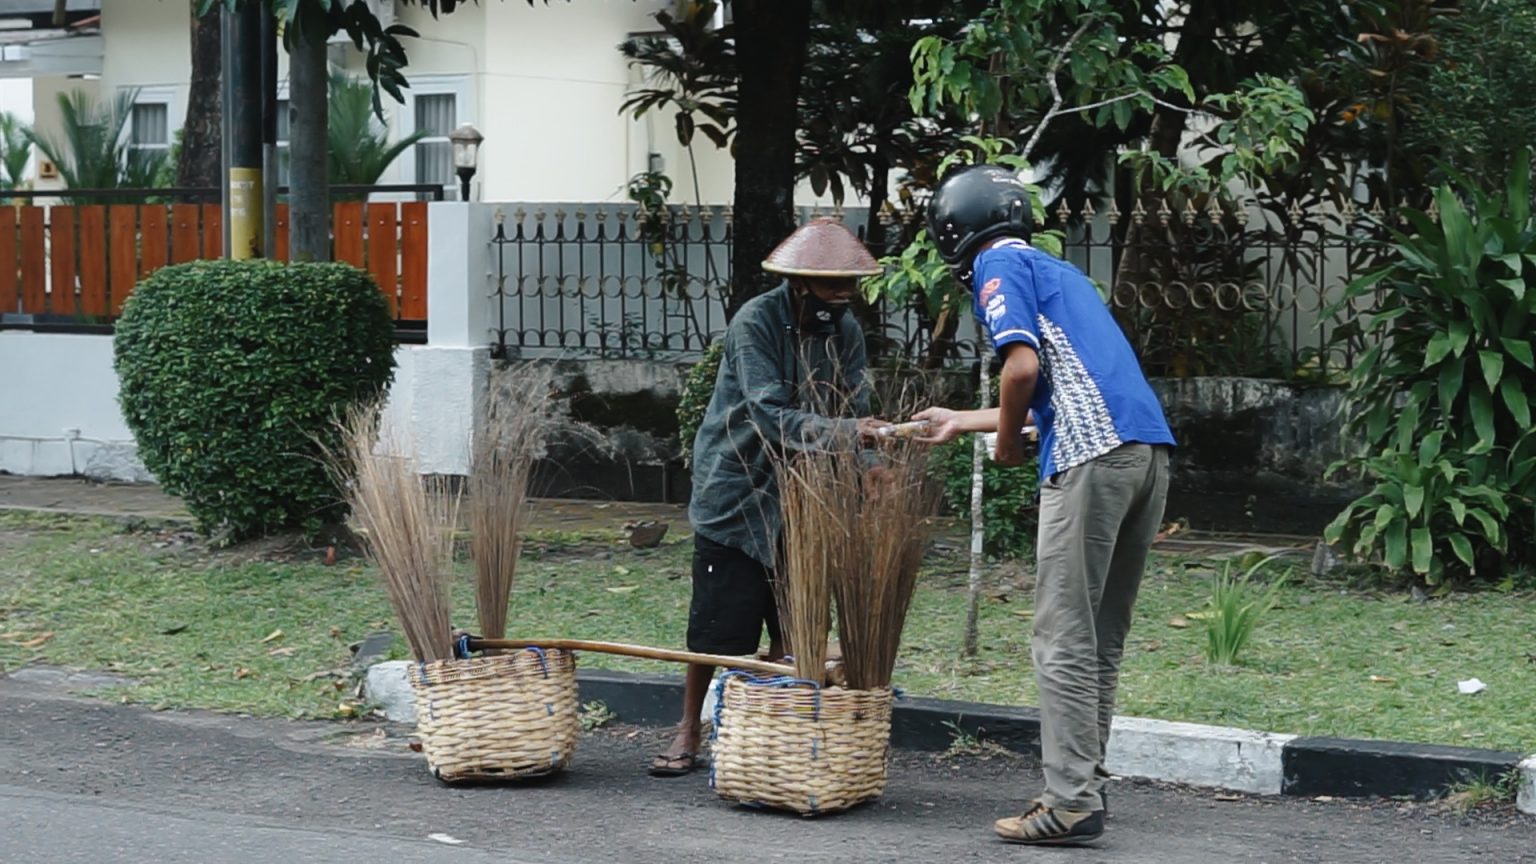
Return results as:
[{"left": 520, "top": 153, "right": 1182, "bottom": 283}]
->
[{"left": 1019, "top": 17, "right": 1094, "bottom": 162}]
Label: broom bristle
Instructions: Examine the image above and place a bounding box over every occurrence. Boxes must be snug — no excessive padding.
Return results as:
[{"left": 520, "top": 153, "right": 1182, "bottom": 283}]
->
[
  {"left": 470, "top": 364, "right": 556, "bottom": 641},
  {"left": 336, "top": 405, "right": 461, "bottom": 663},
  {"left": 768, "top": 366, "right": 945, "bottom": 689}
]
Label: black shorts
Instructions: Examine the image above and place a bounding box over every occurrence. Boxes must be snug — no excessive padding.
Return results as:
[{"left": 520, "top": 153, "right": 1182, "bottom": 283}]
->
[{"left": 686, "top": 534, "right": 781, "bottom": 656}]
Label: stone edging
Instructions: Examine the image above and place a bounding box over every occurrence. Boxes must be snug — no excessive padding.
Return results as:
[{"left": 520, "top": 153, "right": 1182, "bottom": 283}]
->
[{"left": 367, "top": 663, "right": 1534, "bottom": 812}]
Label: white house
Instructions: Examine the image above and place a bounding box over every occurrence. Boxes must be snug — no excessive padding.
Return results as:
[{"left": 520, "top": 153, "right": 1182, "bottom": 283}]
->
[{"left": 4, "top": 0, "right": 848, "bottom": 208}]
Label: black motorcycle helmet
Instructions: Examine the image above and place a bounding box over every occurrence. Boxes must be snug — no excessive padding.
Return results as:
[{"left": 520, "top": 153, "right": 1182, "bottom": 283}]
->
[{"left": 925, "top": 164, "right": 1034, "bottom": 285}]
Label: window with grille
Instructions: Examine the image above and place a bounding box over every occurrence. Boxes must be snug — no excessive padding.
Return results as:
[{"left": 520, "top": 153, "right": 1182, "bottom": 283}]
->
[
  {"left": 275, "top": 98, "right": 290, "bottom": 187},
  {"left": 128, "top": 102, "right": 170, "bottom": 176},
  {"left": 413, "top": 92, "right": 455, "bottom": 195}
]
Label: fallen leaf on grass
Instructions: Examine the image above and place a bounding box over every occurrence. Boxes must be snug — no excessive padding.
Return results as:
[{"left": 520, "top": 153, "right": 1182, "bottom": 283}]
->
[
  {"left": 613, "top": 565, "right": 631, "bottom": 576},
  {"left": 157, "top": 623, "right": 189, "bottom": 636},
  {"left": 606, "top": 586, "right": 638, "bottom": 595},
  {"left": 1167, "top": 615, "right": 1191, "bottom": 629},
  {"left": 1390, "top": 622, "right": 1409, "bottom": 632},
  {"left": 18, "top": 632, "right": 55, "bottom": 649},
  {"left": 233, "top": 667, "right": 253, "bottom": 680},
  {"left": 1010, "top": 609, "right": 1034, "bottom": 619},
  {"left": 268, "top": 647, "right": 296, "bottom": 657},
  {"left": 427, "top": 833, "right": 464, "bottom": 846},
  {"left": 984, "top": 589, "right": 1011, "bottom": 603},
  {"left": 260, "top": 629, "right": 284, "bottom": 644},
  {"left": 1183, "top": 610, "right": 1216, "bottom": 621},
  {"left": 581, "top": 609, "right": 602, "bottom": 618},
  {"left": 328, "top": 627, "right": 342, "bottom": 639},
  {"left": 1368, "top": 675, "right": 1395, "bottom": 684},
  {"left": 336, "top": 703, "right": 358, "bottom": 718}
]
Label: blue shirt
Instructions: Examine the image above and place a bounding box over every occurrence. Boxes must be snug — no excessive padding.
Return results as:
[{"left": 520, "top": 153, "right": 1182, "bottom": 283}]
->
[{"left": 973, "top": 238, "right": 1175, "bottom": 481}]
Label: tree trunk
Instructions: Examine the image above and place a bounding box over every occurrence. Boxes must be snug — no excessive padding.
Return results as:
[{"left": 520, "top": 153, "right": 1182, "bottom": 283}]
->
[
  {"left": 288, "top": 23, "right": 329, "bottom": 261},
  {"left": 727, "top": 0, "right": 811, "bottom": 320},
  {"left": 177, "top": 1, "right": 222, "bottom": 191}
]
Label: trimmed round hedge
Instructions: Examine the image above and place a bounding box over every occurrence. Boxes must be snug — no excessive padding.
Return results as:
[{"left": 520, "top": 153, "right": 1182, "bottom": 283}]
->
[{"left": 114, "top": 260, "right": 396, "bottom": 540}]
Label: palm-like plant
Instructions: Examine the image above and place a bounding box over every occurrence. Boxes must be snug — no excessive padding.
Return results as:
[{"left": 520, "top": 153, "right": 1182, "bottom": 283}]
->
[
  {"left": 29, "top": 88, "right": 132, "bottom": 189},
  {"left": 327, "top": 72, "right": 425, "bottom": 197},
  {"left": 0, "top": 111, "right": 31, "bottom": 190}
]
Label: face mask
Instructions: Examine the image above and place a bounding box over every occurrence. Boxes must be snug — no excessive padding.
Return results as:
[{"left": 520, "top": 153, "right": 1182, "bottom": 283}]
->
[{"left": 801, "top": 292, "right": 849, "bottom": 327}]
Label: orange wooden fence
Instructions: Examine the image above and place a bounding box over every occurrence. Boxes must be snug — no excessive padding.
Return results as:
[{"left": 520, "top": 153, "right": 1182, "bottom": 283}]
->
[{"left": 0, "top": 201, "right": 428, "bottom": 322}]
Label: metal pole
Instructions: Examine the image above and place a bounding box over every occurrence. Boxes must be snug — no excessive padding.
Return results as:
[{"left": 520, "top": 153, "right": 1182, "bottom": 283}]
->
[
  {"left": 260, "top": 9, "right": 277, "bottom": 259},
  {"left": 226, "top": 2, "right": 263, "bottom": 259},
  {"left": 220, "top": 8, "right": 232, "bottom": 256}
]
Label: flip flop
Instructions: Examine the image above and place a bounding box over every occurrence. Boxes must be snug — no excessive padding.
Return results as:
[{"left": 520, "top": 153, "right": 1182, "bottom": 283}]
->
[{"left": 648, "top": 752, "right": 700, "bottom": 777}]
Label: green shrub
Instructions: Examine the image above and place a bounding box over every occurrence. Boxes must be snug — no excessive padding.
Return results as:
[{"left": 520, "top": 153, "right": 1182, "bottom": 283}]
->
[
  {"left": 676, "top": 340, "right": 723, "bottom": 468},
  {"left": 935, "top": 434, "right": 1039, "bottom": 560},
  {"left": 114, "top": 260, "right": 396, "bottom": 541},
  {"left": 1325, "top": 150, "right": 1536, "bottom": 586},
  {"left": 929, "top": 375, "right": 1039, "bottom": 560}
]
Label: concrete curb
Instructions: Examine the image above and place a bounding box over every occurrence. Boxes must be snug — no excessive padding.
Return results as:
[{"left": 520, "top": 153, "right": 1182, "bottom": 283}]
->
[{"left": 367, "top": 663, "right": 1533, "bottom": 808}]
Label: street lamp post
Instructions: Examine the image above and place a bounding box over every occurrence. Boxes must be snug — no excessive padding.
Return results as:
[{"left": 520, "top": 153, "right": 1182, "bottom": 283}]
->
[{"left": 449, "top": 123, "right": 484, "bottom": 201}]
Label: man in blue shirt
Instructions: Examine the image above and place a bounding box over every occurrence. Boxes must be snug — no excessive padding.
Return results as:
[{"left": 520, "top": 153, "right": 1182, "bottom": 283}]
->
[{"left": 914, "top": 164, "right": 1175, "bottom": 847}]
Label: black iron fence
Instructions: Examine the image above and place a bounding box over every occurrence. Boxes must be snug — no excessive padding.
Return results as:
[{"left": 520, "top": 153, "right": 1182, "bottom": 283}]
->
[{"left": 490, "top": 195, "right": 1403, "bottom": 377}]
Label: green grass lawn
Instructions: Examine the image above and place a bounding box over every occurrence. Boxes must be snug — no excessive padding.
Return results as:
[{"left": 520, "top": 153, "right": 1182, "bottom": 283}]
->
[{"left": 1, "top": 511, "right": 1533, "bottom": 752}]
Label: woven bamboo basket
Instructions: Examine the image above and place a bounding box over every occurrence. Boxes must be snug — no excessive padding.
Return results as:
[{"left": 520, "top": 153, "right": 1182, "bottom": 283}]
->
[
  {"left": 407, "top": 647, "right": 580, "bottom": 783},
  {"left": 709, "top": 674, "right": 893, "bottom": 815}
]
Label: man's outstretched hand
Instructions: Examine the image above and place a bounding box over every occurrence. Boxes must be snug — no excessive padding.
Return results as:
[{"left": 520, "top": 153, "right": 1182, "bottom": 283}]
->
[{"left": 911, "top": 407, "right": 962, "bottom": 444}]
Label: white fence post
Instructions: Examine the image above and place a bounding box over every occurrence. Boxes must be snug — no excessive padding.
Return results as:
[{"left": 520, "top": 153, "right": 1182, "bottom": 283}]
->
[{"left": 385, "top": 202, "right": 495, "bottom": 475}]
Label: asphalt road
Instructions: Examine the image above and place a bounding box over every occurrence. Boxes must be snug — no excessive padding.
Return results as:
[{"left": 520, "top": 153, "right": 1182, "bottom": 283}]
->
[{"left": 1, "top": 674, "right": 1531, "bottom": 864}]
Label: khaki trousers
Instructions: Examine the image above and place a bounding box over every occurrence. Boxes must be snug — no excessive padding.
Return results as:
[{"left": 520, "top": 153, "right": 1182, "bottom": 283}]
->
[{"left": 1033, "top": 443, "right": 1170, "bottom": 812}]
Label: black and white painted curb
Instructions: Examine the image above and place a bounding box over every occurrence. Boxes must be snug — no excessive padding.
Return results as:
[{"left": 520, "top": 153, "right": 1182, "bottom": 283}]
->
[{"left": 368, "top": 661, "right": 1535, "bottom": 811}]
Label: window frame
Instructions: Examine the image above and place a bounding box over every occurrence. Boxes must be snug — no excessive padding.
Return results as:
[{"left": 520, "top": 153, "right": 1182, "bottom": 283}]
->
[
  {"left": 396, "top": 74, "right": 473, "bottom": 200},
  {"left": 122, "top": 85, "right": 181, "bottom": 177}
]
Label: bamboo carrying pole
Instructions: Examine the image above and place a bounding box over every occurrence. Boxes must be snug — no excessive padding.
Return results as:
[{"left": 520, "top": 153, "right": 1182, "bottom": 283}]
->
[{"left": 464, "top": 637, "right": 801, "bottom": 679}]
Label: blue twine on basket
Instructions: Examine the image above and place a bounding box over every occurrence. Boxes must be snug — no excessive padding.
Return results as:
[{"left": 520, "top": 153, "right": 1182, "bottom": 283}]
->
[
  {"left": 454, "top": 633, "right": 472, "bottom": 660},
  {"left": 523, "top": 646, "right": 550, "bottom": 678}
]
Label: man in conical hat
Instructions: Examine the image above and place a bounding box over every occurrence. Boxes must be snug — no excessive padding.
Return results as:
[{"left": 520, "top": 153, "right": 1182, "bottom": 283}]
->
[{"left": 649, "top": 218, "right": 888, "bottom": 777}]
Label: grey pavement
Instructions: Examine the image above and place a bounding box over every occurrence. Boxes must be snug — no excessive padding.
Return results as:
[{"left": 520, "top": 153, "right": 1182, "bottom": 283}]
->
[
  {"left": 1, "top": 674, "right": 1531, "bottom": 864},
  {"left": 1, "top": 786, "right": 548, "bottom": 864}
]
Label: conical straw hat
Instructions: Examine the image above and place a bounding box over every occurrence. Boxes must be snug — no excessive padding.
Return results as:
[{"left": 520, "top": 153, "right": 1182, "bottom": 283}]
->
[{"left": 761, "top": 218, "right": 882, "bottom": 277}]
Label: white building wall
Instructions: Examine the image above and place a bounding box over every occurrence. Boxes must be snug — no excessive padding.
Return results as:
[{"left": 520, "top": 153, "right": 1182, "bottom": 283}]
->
[{"left": 73, "top": 1, "right": 864, "bottom": 209}]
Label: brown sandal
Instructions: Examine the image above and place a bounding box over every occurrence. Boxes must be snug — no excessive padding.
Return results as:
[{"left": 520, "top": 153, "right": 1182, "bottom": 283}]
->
[{"left": 648, "top": 752, "right": 700, "bottom": 777}]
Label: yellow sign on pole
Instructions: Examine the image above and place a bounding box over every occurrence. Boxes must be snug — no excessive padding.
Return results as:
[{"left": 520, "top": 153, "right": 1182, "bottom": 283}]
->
[{"left": 229, "top": 166, "right": 263, "bottom": 259}]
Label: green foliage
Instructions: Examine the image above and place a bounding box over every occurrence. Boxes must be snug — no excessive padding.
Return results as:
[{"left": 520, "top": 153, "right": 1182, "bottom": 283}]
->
[
  {"left": 198, "top": 0, "right": 423, "bottom": 117},
  {"left": 0, "top": 111, "right": 30, "bottom": 190},
  {"left": 1203, "top": 555, "right": 1286, "bottom": 666},
  {"left": 930, "top": 376, "right": 1039, "bottom": 561},
  {"left": 935, "top": 435, "right": 1038, "bottom": 560},
  {"left": 113, "top": 260, "right": 397, "bottom": 541},
  {"left": 327, "top": 72, "right": 426, "bottom": 190},
  {"left": 1325, "top": 150, "right": 1536, "bottom": 585},
  {"left": 25, "top": 89, "right": 168, "bottom": 201},
  {"left": 1124, "top": 76, "right": 1317, "bottom": 193},
  {"left": 1402, "top": 0, "right": 1536, "bottom": 191},
  {"left": 863, "top": 136, "right": 1062, "bottom": 346},
  {"left": 676, "top": 340, "right": 724, "bottom": 468},
  {"left": 618, "top": 1, "right": 736, "bottom": 151}
]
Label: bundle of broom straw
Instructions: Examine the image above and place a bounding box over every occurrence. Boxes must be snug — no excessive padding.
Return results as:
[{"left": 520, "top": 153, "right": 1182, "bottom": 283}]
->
[
  {"left": 770, "top": 381, "right": 944, "bottom": 689},
  {"left": 335, "top": 404, "right": 462, "bottom": 663},
  {"left": 469, "top": 365, "right": 557, "bottom": 643}
]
